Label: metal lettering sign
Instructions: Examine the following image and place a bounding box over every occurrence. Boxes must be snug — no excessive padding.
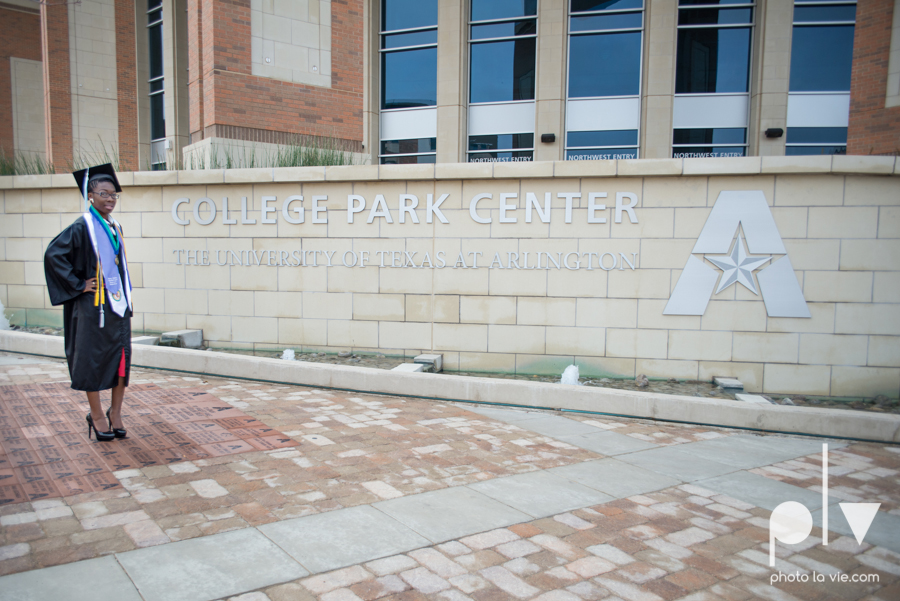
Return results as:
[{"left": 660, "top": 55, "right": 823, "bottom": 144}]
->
[{"left": 664, "top": 191, "right": 810, "bottom": 318}]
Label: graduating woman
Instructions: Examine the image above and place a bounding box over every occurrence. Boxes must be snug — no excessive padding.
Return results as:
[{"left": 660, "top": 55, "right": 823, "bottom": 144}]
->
[{"left": 44, "top": 163, "right": 134, "bottom": 442}]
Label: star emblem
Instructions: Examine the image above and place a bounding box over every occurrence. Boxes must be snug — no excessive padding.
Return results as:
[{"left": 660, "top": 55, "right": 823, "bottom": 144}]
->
[{"left": 706, "top": 232, "right": 772, "bottom": 295}]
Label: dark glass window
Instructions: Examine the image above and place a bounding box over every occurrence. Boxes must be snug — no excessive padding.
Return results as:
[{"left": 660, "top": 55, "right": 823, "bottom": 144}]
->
[
  {"left": 789, "top": 0, "right": 855, "bottom": 93},
  {"left": 678, "top": 0, "right": 749, "bottom": 4},
  {"left": 469, "top": 134, "right": 534, "bottom": 151},
  {"left": 382, "top": 48, "right": 437, "bottom": 108},
  {"left": 566, "top": 130, "right": 638, "bottom": 161},
  {"left": 673, "top": 128, "right": 746, "bottom": 144},
  {"left": 150, "top": 94, "right": 165, "bottom": 140},
  {"left": 381, "top": 138, "right": 437, "bottom": 155},
  {"left": 380, "top": 138, "right": 436, "bottom": 163},
  {"left": 382, "top": 0, "right": 437, "bottom": 31},
  {"left": 470, "top": 40, "right": 536, "bottom": 103},
  {"left": 469, "top": 1, "right": 537, "bottom": 104},
  {"left": 785, "top": 145, "right": 847, "bottom": 155},
  {"left": 471, "top": 0, "right": 537, "bottom": 21},
  {"left": 785, "top": 127, "right": 847, "bottom": 143},
  {"left": 672, "top": 146, "right": 746, "bottom": 157},
  {"left": 789, "top": 26, "right": 854, "bottom": 92},
  {"left": 567, "top": 148, "right": 637, "bottom": 160},
  {"left": 467, "top": 134, "right": 534, "bottom": 162},
  {"left": 785, "top": 127, "right": 847, "bottom": 156},
  {"left": 678, "top": 8, "right": 752, "bottom": 25},
  {"left": 381, "top": 154, "right": 437, "bottom": 164},
  {"left": 793, "top": 4, "right": 856, "bottom": 21},
  {"left": 672, "top": 128, "right": 746, "bottom": 157},
  {"left": 569, "top": 32, "right": 641, "bottom": 97},
  {"left": 572, "top": 0, "right": 642, "bottom": 11},
  {"left": 148, "top": 22, "right": 163, "bottom": 80},
  {"left": 570, "top": 13, "right": 643, "bottom": 31},
  {"left": 675, "top": 28, "right": 752, "bottom": 93},
  {"left": 568, "top": 130, "right": 639, "bottom": 147}
]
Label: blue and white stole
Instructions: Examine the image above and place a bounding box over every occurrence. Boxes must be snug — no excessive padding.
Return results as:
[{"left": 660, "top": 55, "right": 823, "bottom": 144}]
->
[{"left": 83, "top": 209, "right": 133, "bottom": 325}]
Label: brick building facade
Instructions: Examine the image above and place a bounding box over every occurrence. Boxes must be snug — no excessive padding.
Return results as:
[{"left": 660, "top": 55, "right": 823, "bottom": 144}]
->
[
  {"left": 848, "top": 0, "right": 900, "bottom": 155},
  {"left": 0, "top": 0, "right": 897, "bottom": 170}
]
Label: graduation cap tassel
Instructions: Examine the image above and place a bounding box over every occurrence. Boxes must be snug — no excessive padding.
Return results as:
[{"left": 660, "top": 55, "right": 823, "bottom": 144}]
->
[
  {"left": 82, "top": 167, "right": 90, "bottom": 213},
  {"left": 94, "top": 260, "right": 105, "bottom": 328}
]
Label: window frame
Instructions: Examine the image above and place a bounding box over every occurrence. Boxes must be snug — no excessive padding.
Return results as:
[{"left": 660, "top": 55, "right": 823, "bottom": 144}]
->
[
  {"left": 784, "top": 0, "right": 855, "bottom": 156},
  {"left": 379, "top": 0, "right": 439, "bottom": 164},
  {"left": 672, "top": 0, "right": 756, "bottom": 158},
  {"left": 466, "top": 1, "right": 539, "bottom": 163},
  {"left": 148, "top": 1, "right": 165, "bottom": 170},
  {"left": 564, "top": 0, "right": 645, "bottom": 160}
]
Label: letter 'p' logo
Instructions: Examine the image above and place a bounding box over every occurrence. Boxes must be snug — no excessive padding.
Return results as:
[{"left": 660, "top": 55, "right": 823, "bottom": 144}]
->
[
  {"left": 769, "top": 444, "right": 881, "bottom": 566},
  {"left": 665, "top": 191, "right": 810, "bottom": 318}
]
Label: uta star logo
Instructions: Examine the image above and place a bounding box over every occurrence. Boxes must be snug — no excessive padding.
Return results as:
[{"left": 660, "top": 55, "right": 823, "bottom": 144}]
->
[
  {"left": 664, "top": 191, "right": 810, "bottom": 318},
  {"left": 706, "top": 232, "right": 771, "bottom": 295}
]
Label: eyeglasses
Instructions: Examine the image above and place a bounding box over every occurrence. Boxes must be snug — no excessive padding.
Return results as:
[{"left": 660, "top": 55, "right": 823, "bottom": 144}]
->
[{"left": 93, "top": 191, "right": 121, "bottom": 200}]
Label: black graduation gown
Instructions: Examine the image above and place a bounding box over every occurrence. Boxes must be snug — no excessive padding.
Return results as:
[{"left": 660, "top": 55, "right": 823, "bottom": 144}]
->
[{"left": 44, "top": 216, "right": 132, "bottom": 392}]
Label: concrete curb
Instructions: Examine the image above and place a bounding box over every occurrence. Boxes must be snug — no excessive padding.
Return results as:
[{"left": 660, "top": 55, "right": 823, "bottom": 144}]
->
[{"left": 3, "top": 330, "right": 898, "bottom": 444}]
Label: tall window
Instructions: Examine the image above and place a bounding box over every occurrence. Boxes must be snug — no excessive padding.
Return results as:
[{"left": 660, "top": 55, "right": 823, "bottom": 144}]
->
[
  {"left": 148, "top": 0, "right": 165, "bottom": 170},
  {"left": 785, "top": 0, "right": 855, "bottom": 155},
  {"left": 467, "top": 0, "right": 537, "bottom": 162},
  {"left": 672, "top": 0, "right": 754, "bottom": 158},
  {"left": 566, "top": 0, "right": 643, "bottom": 160},
  {"left": 379, "top": 0, "right": 437, "bottom": 164}
]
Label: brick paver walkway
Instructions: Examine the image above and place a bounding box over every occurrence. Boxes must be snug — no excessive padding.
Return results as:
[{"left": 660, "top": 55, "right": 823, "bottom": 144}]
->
[{"left": 0, "top": 355, "right": 898, "bottom": 601}]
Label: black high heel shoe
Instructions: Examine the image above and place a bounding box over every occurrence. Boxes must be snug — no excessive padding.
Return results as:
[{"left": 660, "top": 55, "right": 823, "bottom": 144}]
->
[
  {"left": 86, "top": 413, "right": 115, "bottom": 442},
  {"left": 106, "top": 408, "right": 127, "bottom": 439}
]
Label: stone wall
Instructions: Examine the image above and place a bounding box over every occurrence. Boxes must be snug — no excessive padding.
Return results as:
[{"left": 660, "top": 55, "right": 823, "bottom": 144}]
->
[
  {"left": 1, "top": 156, "right": 898, "bottom": 398},
  {"left": 0, "top": 2, "right": 42, "bottom": 158},
  {"left": 68, "top": 0, "right": 120, "bottom": 158}
]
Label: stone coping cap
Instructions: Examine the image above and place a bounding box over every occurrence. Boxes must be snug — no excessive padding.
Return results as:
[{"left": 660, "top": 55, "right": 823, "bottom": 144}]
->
[{"left": 1, "top": 155, "right": 897, "bottom": 189}]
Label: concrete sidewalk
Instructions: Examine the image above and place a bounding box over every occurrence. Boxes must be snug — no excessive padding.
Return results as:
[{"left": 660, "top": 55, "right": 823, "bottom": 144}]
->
[{"left": 0, "top": 353, "right": 898, "bottom": 601}]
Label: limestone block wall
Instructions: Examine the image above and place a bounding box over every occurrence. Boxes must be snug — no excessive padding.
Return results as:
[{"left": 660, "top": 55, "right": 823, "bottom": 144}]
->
[
  {"left": 68, "top": 0, "right": 119, "bottom": 157},
  {"left": 251, "top": 0, "right": 332, "bottom": 88},
  {"left": 9, "top": 57, "right": 46, "bottom": 159},
  {"left": 1, "top": 156, "right": 898, "bottom": 398}
]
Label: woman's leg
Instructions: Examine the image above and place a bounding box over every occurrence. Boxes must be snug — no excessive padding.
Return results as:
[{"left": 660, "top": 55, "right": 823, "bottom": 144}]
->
[
  {"left": 86, "top": 391, "right": 110, "bottom": 431},
  {"left": 109, "top": 377, "right": 126, "bottom": 429}
]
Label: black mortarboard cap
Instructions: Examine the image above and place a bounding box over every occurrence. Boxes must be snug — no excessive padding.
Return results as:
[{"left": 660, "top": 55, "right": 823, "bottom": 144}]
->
[{"left": 71, "top": 163, "right": 122, "bottom": 193}]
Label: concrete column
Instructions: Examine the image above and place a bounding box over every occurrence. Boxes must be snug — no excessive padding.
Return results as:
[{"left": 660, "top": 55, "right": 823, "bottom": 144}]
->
[
  {"left": 362, "top": 0, "right": 377, "bottom": 163},
  {"left": 642, "top": 0, "right": 677, "bottom": 158},
  {"left": 40, "top": 1, "right": 73, "bottom": 170},
  {"left": 68, "top": 0, "right": 120, "bottom": 163},
  {"left": 163, "top": 0, "right": 190, "bottom": 167},
  {"left": 888, "top": 0, "right": 900, "bottom": 107},
  {"left": 751, "top": 0, "right": 793, "bottom": 156},
  {"left": 436, "top": 0, "right": 466, "bottom": 163},
  {"left": 534, "top": 0, "right": 566, "bottom": 162}
]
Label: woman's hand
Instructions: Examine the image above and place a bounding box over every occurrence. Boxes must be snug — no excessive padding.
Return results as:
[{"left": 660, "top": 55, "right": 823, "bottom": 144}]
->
[{"left": 84, "top": 278, "right": 97, "bottom": 294}]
